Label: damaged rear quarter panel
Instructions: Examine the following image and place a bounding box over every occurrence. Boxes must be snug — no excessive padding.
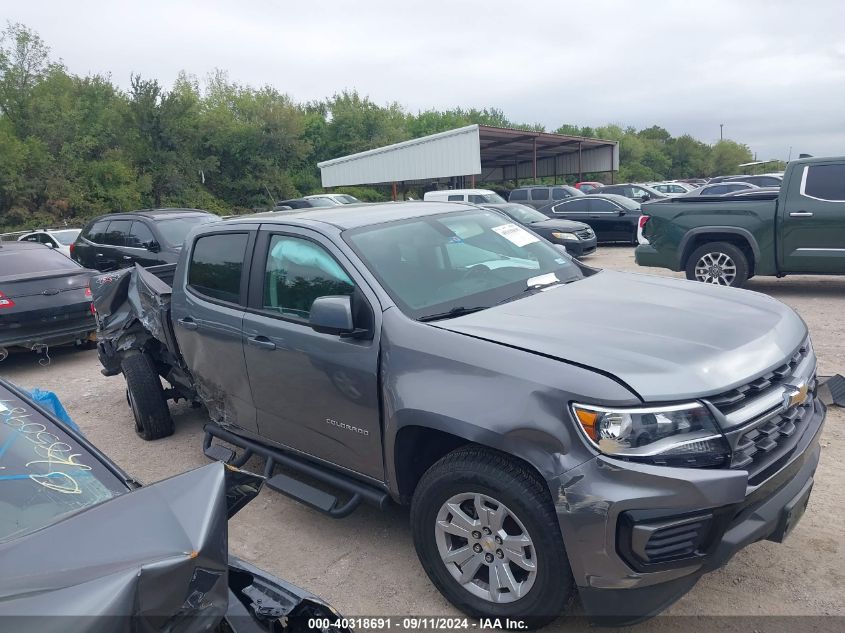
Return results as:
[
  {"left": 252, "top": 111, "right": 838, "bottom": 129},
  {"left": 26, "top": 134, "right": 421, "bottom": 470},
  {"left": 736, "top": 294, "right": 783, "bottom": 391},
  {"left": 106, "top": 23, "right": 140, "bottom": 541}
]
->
[{"left": 379, "top": 307, "right": 641, "bottom": 499}]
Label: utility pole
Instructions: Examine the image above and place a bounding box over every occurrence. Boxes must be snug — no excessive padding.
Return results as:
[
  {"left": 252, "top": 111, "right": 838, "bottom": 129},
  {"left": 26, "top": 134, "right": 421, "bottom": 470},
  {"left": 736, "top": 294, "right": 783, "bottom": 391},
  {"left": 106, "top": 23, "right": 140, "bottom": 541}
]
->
[{"left": 719, "top": 123, "right": 724, "bottom": 141}]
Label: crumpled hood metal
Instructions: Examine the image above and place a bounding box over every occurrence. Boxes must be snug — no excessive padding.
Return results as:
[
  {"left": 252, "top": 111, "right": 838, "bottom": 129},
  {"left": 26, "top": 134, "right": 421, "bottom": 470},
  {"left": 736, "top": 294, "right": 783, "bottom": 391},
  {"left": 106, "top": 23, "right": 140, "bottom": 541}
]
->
[
  {"left": 0, "top": 462, "right": 261, "bottom": 633},
  {"left": 433, "top": 270, "right": 807, "bottom": 401}
]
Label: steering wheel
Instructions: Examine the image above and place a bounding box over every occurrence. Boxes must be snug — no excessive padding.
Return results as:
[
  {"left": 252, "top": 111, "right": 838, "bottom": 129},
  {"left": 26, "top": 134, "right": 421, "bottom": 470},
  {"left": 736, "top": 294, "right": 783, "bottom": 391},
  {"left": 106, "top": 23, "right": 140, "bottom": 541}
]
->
[{"left": 460, "top": 264, "right": 490, "bottom": 281}]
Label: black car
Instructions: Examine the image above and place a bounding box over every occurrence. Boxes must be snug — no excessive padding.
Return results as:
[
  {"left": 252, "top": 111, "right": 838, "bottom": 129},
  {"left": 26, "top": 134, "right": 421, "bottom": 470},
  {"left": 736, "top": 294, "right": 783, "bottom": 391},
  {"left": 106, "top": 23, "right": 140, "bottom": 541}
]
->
[
  {"left": 0, "top": 241, "right": 96, "bottom": 358},
  {"left": 72, "top": 208, "right": 218, "bottom": 271},
  {"left": 273, "top": 197, "right": 339, "bottom": 211},
  {"left": 587, "top": 183, "right": 668, "bottom": 203},
  {"left": 0, "top": 378, "right": 349, "bottom": 632},
  {"left": 538, "top": 193, "right": 643, "bottom": 243},
  {"left": 483, "top": 203, "right": 597, "bottom": 257}
]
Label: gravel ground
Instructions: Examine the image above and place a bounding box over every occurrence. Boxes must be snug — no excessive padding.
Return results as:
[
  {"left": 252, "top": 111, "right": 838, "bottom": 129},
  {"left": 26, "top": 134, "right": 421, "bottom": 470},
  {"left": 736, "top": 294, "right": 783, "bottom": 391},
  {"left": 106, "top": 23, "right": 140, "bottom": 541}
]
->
[{"left": 1, "top": 245, "right": 843, "bottom": 631}]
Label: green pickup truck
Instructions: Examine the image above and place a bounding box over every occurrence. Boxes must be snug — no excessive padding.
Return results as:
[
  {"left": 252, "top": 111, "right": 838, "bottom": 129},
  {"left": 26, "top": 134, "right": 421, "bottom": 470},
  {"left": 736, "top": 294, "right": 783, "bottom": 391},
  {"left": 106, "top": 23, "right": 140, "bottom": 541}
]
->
[{"left": 635, "top": 156, "right": 845, "bottom": 287}]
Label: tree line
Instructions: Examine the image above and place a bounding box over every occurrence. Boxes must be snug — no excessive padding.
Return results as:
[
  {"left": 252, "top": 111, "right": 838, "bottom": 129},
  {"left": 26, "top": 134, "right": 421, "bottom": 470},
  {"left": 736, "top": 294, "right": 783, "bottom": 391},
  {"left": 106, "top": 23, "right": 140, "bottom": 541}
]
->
[{"left": 0, "top": 22, "right": 756, "bottom": 230}]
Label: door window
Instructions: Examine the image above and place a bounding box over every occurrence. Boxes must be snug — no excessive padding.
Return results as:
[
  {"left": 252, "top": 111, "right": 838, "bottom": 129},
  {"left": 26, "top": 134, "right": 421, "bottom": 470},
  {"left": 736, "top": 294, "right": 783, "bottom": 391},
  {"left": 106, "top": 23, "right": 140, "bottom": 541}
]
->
[
  {"left": 187, "top": 233, "right": 248, "bottom": 304},
  {"left": 530, "top": 188, "right": 550, "bottom": 201},
  {"left": 551, "top": 188, "right": 569, "bottom": 200},
  {"left": 102, "top": 220, "right": 132, "bottom": 246},
  {"left": 802, "top": 164, "right": 845, "bottom": 201},
  {"left": 127, "top": 221, "right": 155, "bottom": 248},
  {"left": 263, "top": 235, "right": 354, "bottom": 321},
  {"left": 448, "top": 194, "right": 464, "bottom": 201},
  {"left": 553, "top": 198, "right": 589, "bottom": 213},
  {"left": 86, "top": 220, "right": 111, "bottom": 244},
  {"left": 588, "top": 199, "right": 619, "bottom": 212}
]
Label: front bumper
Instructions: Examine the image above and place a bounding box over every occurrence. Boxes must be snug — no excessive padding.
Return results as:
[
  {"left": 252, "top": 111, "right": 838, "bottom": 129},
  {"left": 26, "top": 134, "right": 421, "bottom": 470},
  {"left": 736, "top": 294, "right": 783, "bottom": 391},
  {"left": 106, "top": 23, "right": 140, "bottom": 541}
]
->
[
  {"left": 559, "top": 236, "right": 598, "bottom": 258},
  {"left": 555, "top": 396, "right": 825, "bottom": 623}
]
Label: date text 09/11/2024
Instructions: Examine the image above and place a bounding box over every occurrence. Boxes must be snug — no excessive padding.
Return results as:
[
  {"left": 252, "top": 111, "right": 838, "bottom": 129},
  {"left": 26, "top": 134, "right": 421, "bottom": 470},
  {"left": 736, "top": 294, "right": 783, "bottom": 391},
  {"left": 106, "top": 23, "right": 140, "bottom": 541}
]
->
[{"left": 307, "top": 617, "right": 528, "bottom": 630}]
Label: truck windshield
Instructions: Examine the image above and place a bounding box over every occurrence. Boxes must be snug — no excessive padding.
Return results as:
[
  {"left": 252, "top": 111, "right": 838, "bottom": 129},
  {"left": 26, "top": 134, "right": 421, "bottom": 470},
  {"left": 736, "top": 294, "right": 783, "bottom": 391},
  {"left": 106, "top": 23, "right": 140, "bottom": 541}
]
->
[
  {"left": 0, "top": 397, "right": 127, "bottom": 543},
  {"left": 345, "top": 208, "right": 583, "bottom": 320}
]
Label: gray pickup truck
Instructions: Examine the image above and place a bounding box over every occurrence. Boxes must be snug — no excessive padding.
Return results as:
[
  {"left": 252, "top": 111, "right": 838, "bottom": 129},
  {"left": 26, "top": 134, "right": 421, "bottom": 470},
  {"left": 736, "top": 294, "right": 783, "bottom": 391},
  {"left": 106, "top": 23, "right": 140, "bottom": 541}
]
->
[{"left": 93, "top": 202, "right": 824, "bottom": 627}]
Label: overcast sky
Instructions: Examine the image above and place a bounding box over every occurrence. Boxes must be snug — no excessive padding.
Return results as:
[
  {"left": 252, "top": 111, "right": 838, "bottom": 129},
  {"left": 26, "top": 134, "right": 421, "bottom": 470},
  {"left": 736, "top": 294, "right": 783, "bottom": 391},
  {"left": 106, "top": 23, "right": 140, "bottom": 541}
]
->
[{"left": 5, "top": 0, "right": 845, "bottom": 159}]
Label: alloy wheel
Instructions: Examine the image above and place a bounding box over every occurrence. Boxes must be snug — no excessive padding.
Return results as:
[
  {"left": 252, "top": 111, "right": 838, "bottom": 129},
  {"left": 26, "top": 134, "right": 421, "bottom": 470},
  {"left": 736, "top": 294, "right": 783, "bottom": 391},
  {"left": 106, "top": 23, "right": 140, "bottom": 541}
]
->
[
  {"left": 434, "top": 492, "right": 537, "bottom": 604},
  {"left": 694, "top": 251, "right": 737, "bottom": 285}
]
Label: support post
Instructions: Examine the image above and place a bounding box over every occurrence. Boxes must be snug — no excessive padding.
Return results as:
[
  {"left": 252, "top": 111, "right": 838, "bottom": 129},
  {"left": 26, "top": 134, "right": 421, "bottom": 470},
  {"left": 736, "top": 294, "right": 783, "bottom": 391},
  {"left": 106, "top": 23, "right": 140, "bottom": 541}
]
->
[
  {"left": 578, "top": 142, "right": 583, "bottom": 182},
  {"left": 471, "top": 174, "right": 476, "bottom": 188},
  {"left": 532, "top": 137, "right": 538, "bottom": 184},
  {"left": 392, "top": 182, "right": 397, "bottom": 201}
]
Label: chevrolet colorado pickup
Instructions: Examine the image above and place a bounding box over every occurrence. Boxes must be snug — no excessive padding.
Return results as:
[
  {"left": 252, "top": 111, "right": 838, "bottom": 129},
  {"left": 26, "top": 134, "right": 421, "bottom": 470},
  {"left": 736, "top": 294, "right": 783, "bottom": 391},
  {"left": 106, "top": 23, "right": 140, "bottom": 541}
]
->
[
  {"left": 93, "top": 202, "right": 824, "bottom": 627},
  {"left": 635, "top": 156, "right": 845, "bottom": 287}
]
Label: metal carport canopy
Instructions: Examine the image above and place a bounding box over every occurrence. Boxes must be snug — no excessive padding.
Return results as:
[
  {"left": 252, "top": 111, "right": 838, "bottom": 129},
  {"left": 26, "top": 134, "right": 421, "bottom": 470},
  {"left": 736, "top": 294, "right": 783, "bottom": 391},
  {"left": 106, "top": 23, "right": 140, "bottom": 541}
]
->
[{"left": 317, "top": 124, "right": 619, "bottom": 187}]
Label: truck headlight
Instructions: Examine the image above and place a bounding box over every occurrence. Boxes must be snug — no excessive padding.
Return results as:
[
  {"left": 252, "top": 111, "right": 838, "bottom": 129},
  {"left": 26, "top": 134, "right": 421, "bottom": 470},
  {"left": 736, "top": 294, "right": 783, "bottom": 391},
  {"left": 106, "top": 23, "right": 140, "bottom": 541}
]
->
[
  {"left": 570, "top": 402, "right": 729, "bottom": 467},
  {"left": 551, "top": 231, "right": 579, "bottom": 241}
]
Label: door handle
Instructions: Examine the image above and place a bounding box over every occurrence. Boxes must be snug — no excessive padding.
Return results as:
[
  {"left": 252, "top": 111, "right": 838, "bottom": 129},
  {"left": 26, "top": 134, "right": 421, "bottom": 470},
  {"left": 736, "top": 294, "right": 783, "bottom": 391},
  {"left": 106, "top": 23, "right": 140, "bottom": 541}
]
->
[
  {"left": 96, "top": 252, "right": 104, "bottom": 257},
  {"left": 176, "top": 317, "right": 198, "bottom": 331},
  {"left": 789, "top": 211, "right": 814, "bottom": 217},
  {"left": 247, "top": 335, "right": 276, "bottom": 350},
  {"left": 122, "top": 255, "right": 132, "bottom": 260}
]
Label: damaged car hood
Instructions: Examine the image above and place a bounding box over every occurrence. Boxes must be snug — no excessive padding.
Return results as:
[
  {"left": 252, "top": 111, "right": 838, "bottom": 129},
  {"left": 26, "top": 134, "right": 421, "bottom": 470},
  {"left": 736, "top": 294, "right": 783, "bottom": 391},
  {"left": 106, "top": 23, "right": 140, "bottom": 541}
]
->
[
  {"left": 432, "top": 270, "right": 808, "bottom": 401},
  {"left": 0, "top": 462, "right": 260, "bottom": 633}
]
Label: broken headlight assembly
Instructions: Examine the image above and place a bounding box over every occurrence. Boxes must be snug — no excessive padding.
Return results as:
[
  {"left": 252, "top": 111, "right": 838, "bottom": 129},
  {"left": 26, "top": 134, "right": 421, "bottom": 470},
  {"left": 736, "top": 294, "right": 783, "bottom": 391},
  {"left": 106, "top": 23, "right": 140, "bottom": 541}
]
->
[{"left": 571, "top": 402, "right": 729, "bottom": 467}]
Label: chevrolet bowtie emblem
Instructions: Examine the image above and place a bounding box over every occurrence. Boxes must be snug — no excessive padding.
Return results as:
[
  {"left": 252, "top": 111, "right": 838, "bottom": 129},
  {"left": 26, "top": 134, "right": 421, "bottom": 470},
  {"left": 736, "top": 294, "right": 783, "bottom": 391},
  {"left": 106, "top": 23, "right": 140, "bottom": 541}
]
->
[{"left": 785, "top": 383, "right": 809, "bottom": 409}]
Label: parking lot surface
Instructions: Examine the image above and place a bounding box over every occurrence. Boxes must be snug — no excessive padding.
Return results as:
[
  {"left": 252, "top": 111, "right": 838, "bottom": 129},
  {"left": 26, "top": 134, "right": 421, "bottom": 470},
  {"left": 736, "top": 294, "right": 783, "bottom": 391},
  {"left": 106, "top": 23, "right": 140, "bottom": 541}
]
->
[{"left": 2, "top": 245, "right": 843, "bottom": 630}]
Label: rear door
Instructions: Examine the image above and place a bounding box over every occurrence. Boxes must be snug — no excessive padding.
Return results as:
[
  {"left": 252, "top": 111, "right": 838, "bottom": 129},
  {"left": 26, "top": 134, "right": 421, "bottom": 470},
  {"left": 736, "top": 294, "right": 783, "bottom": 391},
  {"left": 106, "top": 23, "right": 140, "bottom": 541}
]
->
[
  {"left": 779, "top": 161, "right": 845, "bottom": 273},
  {"left": 170, "top": 225, "right": 259, "bottom": 433},
  {"left": 99, "top": 220, "right": 133, "bottom": 270},
  {"left": 74, "top": 220, "right": 109, "bottom": 268},
  {"left": 241, "top": 225, "right": 383, "bottom": 480}
]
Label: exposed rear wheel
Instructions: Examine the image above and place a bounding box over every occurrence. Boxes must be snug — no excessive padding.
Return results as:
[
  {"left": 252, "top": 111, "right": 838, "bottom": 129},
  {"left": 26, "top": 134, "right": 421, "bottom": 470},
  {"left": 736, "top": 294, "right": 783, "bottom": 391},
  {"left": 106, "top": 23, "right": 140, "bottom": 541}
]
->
[
  {"left": 411, "top": 446, "right": 573, "bottom": 629},
  {"left": 121, "top": 352, "right": 174, "bottom": 440},
  {"left": 686, "top": 241, "right": 749, "bottom": 288}
]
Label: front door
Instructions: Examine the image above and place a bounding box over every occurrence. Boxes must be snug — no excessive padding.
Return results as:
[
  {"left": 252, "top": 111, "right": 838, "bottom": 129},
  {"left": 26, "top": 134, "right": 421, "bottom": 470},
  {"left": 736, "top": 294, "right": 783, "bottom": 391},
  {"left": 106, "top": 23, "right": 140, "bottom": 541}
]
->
[
  {"left": 170, "top": 227, "right": 258, "bottom": 433},
  {"left": 241, "top": 226, "right": 383, "bottom": 480},
  {"left": 780, "top": 161, "right": 845, "bottom": 273}
]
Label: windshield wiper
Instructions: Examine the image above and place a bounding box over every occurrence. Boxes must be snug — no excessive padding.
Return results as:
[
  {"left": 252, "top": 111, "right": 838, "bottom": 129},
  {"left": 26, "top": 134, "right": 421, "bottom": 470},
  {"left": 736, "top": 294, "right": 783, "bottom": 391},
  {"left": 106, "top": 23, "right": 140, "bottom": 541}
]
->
[{"left": 417, "top": 306, "right": 487, "bottom": 322}]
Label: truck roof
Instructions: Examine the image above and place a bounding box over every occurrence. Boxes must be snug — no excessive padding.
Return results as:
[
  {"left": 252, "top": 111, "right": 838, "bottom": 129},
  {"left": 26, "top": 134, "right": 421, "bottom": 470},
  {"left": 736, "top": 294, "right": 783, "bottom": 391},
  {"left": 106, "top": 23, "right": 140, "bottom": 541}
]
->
[{"left": 239, "top": 201, "right": 478, "bottom": 230}]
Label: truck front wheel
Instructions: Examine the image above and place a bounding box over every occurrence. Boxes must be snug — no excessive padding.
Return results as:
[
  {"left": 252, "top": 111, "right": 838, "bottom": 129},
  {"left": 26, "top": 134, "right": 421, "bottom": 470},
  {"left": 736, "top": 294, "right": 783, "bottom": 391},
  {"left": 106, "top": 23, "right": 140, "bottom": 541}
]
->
[
  {"left": 686, "top": 241, "right": 749, "bottom": 287},
  {"left": 121, "top": 352, "right": 174, "bottom": 441},
  {"left": 410, "top": 446, "right": 573, "bottom": 629}
]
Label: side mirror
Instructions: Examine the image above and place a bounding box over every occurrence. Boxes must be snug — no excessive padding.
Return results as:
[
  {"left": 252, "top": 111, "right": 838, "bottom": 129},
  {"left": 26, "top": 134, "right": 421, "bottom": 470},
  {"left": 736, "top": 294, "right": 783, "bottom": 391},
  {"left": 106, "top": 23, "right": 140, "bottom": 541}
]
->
[
  {"left": 640, "top": 193, "right": 651, "bottom": 201},
  {"left": 145, "top": 240, "right": 161, "bottom": 253},
  {"left": 310, "top": 295, "right": 355, "bottom": 336},
  {"left": 618, "top": 208, "right": 627, "bottom": 216},
  {"left": 45, "top": 243, "right": 55, "bottom": 248}
]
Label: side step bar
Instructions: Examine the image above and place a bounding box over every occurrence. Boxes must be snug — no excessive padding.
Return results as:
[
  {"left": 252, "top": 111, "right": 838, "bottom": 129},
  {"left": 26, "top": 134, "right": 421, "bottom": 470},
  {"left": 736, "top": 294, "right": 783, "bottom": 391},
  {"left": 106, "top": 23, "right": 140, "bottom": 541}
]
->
[{"left": 202, "top": 424, "right": 390, "bottom": 518}]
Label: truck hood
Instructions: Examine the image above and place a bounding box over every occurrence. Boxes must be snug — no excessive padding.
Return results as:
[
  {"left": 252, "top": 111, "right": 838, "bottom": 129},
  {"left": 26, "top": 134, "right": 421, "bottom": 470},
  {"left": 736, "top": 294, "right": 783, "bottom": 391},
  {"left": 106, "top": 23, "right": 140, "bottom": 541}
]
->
[{"left": 432, "top": 270, "right": 807, "bottom": 401}]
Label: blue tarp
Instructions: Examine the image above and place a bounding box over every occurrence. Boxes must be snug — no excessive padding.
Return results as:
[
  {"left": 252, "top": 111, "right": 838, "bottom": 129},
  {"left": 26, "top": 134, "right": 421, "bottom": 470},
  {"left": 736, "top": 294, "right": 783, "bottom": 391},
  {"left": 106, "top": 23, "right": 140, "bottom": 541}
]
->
[{"left": 26, "top": 388, "right": 80, "bottom": 432}]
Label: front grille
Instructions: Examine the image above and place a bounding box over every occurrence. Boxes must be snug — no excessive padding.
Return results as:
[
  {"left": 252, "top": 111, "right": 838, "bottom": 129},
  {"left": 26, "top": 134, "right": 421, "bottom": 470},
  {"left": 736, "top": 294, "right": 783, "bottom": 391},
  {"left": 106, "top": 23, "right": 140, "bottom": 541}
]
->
[
  {"left": 729, "top": 379, "right": 817, "bottom": 482},
  {"left": 708, "top": 342, "right": 810, "bottom": 414},
  {"left": 575, "top": 228, "right": 594, "bottom": 240}
]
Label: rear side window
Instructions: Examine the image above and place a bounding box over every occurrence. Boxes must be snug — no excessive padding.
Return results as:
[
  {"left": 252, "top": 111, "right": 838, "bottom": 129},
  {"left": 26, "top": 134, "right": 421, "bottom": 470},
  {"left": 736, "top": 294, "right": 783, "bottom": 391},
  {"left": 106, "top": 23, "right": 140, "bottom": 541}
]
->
[
  {"left": 448, "top": 194, "right": 464, "bottom": 201},
  {"left": 85, "top": 220, "right": 110, "bottom": 244},
  {"left": 103, "top": 220, "right": 132, "bottom": 246},
  {"left": 509, "top": 190, "right": 528, "bottom": 201},
  {"left": 0, "top": 248, "right": 82, "bottom": 275},
  {"left": 188, "top": 233, "right": 248, "bottom": 304},
  {"left": 803, "top": 164, "right": 845, "bottom": 201},
  {"left": 530, "top": 188, "right": 550, "bottom": 201}
]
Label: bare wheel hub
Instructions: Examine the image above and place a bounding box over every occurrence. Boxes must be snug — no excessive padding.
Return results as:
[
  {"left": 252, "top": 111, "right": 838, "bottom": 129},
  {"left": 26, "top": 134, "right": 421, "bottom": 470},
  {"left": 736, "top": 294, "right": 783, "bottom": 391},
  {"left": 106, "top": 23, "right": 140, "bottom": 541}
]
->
[{"left": 434, "top": 492, "right": 537, "bottom": 604}]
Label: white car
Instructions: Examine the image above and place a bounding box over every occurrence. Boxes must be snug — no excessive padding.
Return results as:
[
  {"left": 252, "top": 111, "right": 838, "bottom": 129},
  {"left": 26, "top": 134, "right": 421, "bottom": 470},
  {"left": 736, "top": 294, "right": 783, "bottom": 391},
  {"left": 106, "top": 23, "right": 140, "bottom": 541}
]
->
[
  {"left": 17, "top": 229, "right": 81, "bottom": 258},
  {"left": 649, "top": 182, "right": 696, "bottom": 195},
  {"left": 423, "top": 188, "right": 507, "bottom": 204}
]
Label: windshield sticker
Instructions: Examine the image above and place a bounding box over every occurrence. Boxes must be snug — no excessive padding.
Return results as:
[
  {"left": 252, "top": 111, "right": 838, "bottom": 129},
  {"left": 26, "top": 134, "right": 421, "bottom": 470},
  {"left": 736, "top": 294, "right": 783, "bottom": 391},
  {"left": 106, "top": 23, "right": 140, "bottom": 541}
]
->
[
  {"left": 555, "top": 257, "right": 566, "bottom": 264},
  {"left": 492, "top": 223, "right": 540, "bottom": 247},
  {"left": 447, "top": 236, "right": 464, "bottom": 244},
  {"left": 527, "top": 272, "right": 558, "bottom": 288}
]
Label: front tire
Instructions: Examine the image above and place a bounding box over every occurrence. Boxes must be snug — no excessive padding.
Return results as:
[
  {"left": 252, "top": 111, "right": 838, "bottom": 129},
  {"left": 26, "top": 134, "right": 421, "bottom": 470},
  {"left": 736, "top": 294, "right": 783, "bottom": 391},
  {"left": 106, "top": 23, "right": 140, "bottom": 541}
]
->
[
  {"left": 685, "top": 241, "right": 749, "bottom": 287},
  {"left": 411, "top": 446, "right": 573, "bottom": 629},
  {"left": 121, "top": 352, "right": 174, "bottom": 440}
]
